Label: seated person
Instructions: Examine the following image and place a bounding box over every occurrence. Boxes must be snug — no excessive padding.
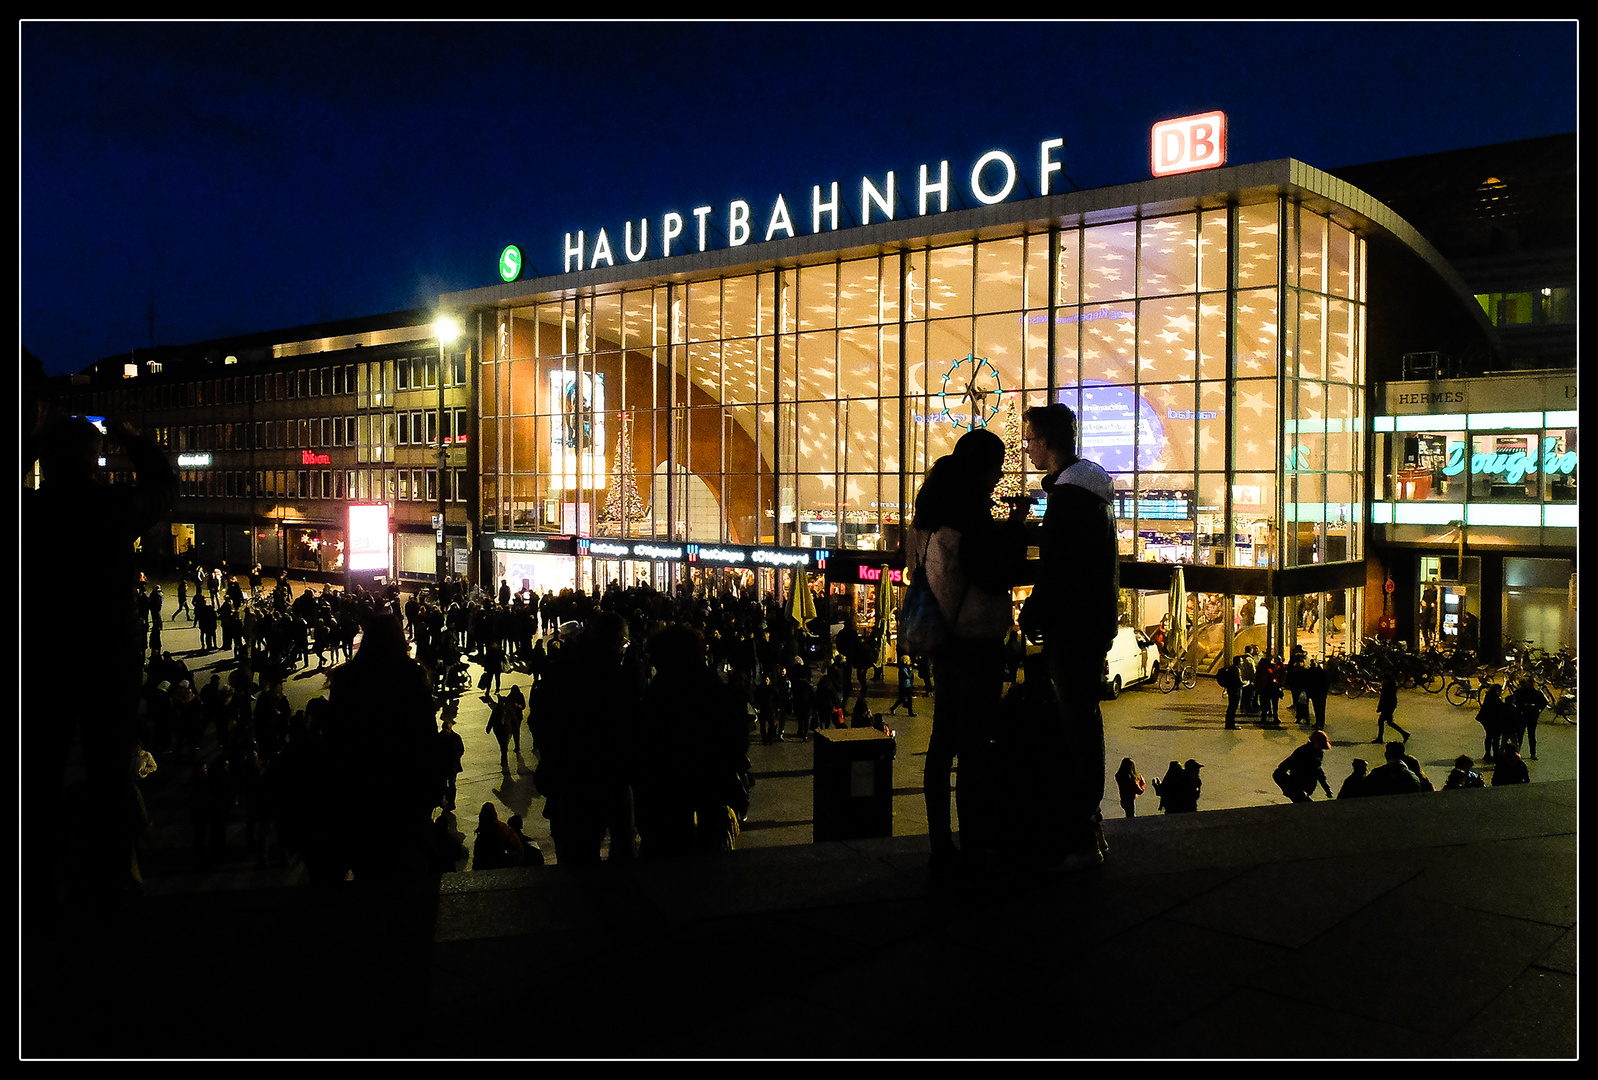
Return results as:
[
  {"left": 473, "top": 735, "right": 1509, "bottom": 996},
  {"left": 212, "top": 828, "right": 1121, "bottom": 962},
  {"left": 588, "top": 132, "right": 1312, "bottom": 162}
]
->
[
  {"left": 1442, "top": 755, "right": 1485, "bottom": 790},
  {"left": 1364, "top": 741, "right": 1425, "bottom": 796}
]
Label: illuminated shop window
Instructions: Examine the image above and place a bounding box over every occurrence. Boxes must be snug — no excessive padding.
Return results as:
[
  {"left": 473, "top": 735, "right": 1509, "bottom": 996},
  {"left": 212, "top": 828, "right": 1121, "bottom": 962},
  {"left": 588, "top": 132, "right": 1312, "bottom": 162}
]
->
[{"left": 1467, "top": 432, "right": 1541, "bottom": 501}]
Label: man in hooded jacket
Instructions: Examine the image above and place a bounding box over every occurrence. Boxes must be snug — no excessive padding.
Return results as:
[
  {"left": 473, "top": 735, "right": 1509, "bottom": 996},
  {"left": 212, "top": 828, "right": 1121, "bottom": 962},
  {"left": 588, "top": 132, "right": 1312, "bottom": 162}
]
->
[{"left": 1019, "top": 404, "right": 1119, "bottom": 870}]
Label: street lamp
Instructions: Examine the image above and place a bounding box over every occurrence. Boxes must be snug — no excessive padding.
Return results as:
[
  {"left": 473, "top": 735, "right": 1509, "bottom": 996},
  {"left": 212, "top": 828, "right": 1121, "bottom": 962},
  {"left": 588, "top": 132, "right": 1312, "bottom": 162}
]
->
[{"left": 434, "top": 315, "right": 461, "bottom": 590}]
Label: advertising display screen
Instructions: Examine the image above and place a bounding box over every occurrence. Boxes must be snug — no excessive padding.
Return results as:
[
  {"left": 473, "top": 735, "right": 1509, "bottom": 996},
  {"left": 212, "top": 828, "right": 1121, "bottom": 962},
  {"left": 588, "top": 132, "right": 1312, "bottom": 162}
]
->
[
  {"left": 549, "top": 371, "right": 607, "bottom": 490},
  {"left": 347, "top": 503, "right": 389, "bottom": 572},
  {"left": 1062, "top": 382, "right": 1166, "bottom": 472}
]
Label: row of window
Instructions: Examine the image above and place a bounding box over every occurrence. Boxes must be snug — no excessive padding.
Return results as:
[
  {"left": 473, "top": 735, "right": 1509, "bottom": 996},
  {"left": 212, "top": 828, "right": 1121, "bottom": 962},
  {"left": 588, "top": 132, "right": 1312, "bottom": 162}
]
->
[
  {"left": 154, "top": 409, "right": 471, "bottom": 451},
  {"left": 176, "top": 467, "right": 470, "bottom": 504},
  {"left": 508, "top": 205, "right": 1356, "bottom": 352},
  {"left": 1474, "top": 288, "right": 1575, "bottom": 328},
  {"left": 77, "top": 352, "right": 472, "bottom": 415}
]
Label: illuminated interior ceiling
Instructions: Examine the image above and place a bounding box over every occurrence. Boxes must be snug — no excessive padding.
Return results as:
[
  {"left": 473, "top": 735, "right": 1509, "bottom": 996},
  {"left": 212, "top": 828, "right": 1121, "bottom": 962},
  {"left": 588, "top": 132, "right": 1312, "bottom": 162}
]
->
[{"left": 493, "top": 193, "right": 1360, "bottom": 491}]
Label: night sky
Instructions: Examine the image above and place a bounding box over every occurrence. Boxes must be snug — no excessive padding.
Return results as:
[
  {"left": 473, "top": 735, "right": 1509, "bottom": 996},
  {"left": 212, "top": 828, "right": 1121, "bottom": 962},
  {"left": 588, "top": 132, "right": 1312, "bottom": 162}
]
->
[{"left": 20, "top": 20, "right": 1577, "bottom": 377}]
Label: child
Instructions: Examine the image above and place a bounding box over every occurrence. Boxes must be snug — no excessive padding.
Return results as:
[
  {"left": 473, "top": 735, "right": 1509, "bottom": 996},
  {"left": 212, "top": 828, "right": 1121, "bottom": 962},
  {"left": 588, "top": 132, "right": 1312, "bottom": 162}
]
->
[{"left": 1114, "top": 758, "right": 1145, "bottom": 818}]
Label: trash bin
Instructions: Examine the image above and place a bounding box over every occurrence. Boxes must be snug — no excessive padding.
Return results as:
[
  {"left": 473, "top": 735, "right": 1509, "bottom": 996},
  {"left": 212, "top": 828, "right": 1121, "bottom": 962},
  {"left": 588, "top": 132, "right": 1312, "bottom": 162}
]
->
[{"left": 812, "top": 728, "right": 896, "bottom": 842}]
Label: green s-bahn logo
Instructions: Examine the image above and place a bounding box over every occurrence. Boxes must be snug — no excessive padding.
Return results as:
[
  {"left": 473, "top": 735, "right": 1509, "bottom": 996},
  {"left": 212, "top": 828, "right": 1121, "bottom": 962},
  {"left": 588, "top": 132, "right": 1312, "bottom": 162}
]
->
[{"left": 499, "top": 244, "right": 523, "bottom": 283}]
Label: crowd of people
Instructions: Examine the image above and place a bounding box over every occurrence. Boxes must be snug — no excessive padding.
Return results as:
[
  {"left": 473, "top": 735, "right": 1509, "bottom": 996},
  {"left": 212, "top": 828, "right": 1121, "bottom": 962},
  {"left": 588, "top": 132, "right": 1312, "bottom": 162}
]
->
[
  {"left": 123, "top": 552, "right": 965, "bottom": 883},
  {"left": 1216, "top": 645, "right": 1335, "bottom": 730},
  {"left": 20, "top": 374, "right": 1554, "bottom": 919}
]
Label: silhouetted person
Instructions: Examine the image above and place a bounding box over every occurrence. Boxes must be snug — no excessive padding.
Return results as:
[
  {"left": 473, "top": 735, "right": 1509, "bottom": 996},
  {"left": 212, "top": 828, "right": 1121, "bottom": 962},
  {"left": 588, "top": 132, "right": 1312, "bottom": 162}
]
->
[
  {"left": 1158, "top": 759, "right": 1202, "bottom": 813},
  {"left": 506, "top": 814, "right": 545, "bottom": 866},
  {"left": 485, "top": 687, "right": 520, "bottom": 775},
  {"left": 537, "top": 612, "right": 643, "bottom": 865},
  {"left": 1303, "top": 659, "right": 1330, "bottom": 730},
  {"left": 472, "top": 802, "right": 523, "bottom": 870},
  {"left": 631, "top": 625, "right": 750, "bottom": 857},
  {"left": 1218, "top": 655, "right": 1244, "bottom": 729},
  {"left": 437, "top": 704, "right": 465, "bottom": 811},
  {"left": 1020, "top": 403, "right": 1118, "bottom": 869},
  {"left": 1274, "top": 730, "right": 1334, "bottom": 803},
  {"left": 1374, "top": 675, "right": 1409, "bottom": 742},
  {"left": 1491, "top": 744, "right": 1530, "bottom": 786},
  {"left": 1476, "top": 684, "right": 1507, "bottom": 762},
  {"left": 324, "top": 613, "right": 439, "bottom": 880},
  {"left": 1364, "top": 740, "right": 1425, "bottom": 796},
  {"left": 1337, "top": 759, "right": 1369, "bottom": 799},
  {"left": 22, "top": 413, "right": 177, "bottom": 918},
  {"left": 909, "top": 428, "right": 1026, "bottom": 880},
  {"left": 1115, "top": 758, "right": 1146, "bottom": 818},
  {"left": 1153, "top": 760, "right": 1183, "bottom": 813},
  {"left": 1507, "top": 679, "right": 1547, "bottom": 760},
  {"left": 1443, "top": 755, "right": 1485, "bottom": 790}
]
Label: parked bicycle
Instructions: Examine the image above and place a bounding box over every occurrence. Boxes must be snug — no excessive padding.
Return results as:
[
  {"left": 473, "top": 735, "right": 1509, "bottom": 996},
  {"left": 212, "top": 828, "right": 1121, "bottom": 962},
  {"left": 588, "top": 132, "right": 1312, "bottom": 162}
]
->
[
  {"left": 1157, "top": 659, "right": 1198, "bottom": 694},
  {"left": 1325, "top": 650, "right": 1369, "bottom": 698},
  {"left": 1445, "top": 674, "right": 1494, "bottom": 708}
]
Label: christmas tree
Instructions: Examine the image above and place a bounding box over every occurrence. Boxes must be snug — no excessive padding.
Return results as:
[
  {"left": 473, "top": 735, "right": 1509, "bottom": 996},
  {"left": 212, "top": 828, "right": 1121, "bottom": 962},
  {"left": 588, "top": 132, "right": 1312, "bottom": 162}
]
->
[
  {"left": 600, "top": 412, "right": 646, "bottom": 528},
  {"left": 993, "top": 397, "right": 1027, "bottom": 514}
]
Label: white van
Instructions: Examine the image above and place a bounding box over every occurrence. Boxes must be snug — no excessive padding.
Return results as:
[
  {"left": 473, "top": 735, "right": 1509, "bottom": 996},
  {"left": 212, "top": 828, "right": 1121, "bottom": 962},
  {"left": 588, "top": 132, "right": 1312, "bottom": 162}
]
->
[{"left": 1103, "top": 625, "right": 1161, "bottom": 698}]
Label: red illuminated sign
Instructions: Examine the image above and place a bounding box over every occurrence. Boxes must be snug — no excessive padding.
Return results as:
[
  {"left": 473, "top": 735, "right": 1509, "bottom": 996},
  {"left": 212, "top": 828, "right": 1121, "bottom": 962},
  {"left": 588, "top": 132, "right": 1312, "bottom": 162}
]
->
[
  {"left": 301, "top": 450, "right": 332, "bottom": 465},
  {"left": 856, "top": 565, "right": 904, "bottom": 585},
  {"left": 1151, "top": 111, "right": 1227, "bottom": 177}
]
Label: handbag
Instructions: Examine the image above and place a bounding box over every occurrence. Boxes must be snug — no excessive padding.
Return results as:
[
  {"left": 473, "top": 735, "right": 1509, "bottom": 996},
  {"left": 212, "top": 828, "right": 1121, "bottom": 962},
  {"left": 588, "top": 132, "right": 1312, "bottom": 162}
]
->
[{"left": 896, "top": 532, "right": 946, "bottom": 656}]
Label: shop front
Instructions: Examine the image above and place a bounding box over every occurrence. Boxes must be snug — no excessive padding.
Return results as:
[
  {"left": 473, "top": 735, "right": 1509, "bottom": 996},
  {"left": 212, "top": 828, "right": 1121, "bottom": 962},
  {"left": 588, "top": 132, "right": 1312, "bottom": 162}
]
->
[
  {"left": 486, "top": 533, "right": 579, "bottom": 598},
  {"left": 1369, "top": 370, "right": 1577, "bottom": 657},
  {"left": 285, "top": 526, "right": 345, "bottom": 574}
]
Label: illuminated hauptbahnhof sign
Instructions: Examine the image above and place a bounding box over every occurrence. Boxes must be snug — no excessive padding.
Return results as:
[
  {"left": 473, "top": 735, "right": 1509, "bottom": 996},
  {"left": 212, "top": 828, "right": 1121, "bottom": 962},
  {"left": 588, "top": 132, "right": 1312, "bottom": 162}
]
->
[{"left": 554, "top": 137, "right": 1070, "bottom": 271}]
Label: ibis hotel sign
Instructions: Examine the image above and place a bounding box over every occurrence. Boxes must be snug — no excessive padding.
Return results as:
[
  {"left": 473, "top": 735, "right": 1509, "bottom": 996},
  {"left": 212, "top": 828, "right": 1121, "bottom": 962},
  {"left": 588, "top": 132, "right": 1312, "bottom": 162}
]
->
[{"left": 554, "top": 137, "right": 1070, "bottom": 273}]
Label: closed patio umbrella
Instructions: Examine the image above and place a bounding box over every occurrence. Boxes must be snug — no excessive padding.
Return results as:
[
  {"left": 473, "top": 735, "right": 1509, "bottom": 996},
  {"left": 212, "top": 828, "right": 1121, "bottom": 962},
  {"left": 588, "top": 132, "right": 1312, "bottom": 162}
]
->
[
  {"left": 1167, "top": 564, "right": 1189, "bottom": 665},
  {"left": 874, "top": 566, "right": 894, "bottom": 667},
  {"left": 790, "top": 568, "right": 816, "bottom": 629}
]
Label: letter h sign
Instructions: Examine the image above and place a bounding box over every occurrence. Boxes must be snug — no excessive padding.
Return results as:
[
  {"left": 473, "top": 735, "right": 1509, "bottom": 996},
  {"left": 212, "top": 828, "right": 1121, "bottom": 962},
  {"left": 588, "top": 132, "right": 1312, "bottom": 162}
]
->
[{"left": 1151, "top": 112, "right": 1227, "bottom": 177}]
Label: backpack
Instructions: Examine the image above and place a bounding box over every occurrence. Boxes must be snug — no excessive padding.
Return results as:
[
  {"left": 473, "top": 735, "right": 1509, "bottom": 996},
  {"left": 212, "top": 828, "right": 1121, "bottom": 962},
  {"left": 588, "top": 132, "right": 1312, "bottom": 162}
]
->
[{"left": 896, "top": 532, "right": 946, "bottom": 656}]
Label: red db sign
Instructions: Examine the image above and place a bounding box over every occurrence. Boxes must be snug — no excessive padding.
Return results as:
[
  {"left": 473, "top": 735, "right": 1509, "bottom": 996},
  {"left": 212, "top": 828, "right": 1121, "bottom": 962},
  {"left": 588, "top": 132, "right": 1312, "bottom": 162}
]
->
[{"left": 1151, "top": 111, "right": 1227, "bottom": 177}]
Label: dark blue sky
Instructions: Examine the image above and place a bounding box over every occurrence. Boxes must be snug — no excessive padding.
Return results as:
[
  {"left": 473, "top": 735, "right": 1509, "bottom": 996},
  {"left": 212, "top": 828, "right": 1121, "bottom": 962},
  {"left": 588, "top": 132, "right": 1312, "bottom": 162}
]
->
[{"left": 21, "top": 21, "right": 1576, "bottom": 376}]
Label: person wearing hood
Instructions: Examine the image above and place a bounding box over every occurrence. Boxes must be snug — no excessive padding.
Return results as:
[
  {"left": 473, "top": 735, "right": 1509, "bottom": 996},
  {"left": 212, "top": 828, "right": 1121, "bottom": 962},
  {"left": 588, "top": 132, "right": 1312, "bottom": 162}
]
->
[{"left": 1019, "top": 403, "right": 1119, "bottom": 871}]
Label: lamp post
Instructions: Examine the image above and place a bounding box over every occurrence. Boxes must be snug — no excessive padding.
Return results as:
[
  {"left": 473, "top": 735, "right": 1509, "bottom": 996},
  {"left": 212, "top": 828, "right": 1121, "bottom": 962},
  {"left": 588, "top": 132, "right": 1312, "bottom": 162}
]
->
[
  {"left": 1447, "top": 518, "right": 1467, "bottom": 648},
  {"left": 434, "top": 315, "right": 461, "bottom": 589}
]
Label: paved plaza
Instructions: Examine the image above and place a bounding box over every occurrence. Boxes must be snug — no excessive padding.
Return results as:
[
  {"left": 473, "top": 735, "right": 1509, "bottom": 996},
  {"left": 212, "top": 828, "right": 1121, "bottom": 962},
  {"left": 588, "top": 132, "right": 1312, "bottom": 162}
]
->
[
  {"left": 128, "top": 575, "right": 1576, "bottom": 889},
  {"left": 22, "top": 574, "right": 1576, "bottom": 1058}
]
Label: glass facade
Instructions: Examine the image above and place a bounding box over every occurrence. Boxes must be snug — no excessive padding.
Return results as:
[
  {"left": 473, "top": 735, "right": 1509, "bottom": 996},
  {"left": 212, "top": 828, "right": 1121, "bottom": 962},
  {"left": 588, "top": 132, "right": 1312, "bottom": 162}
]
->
[{"left": 477, "top": 199, "right": 1367, "bottom": 591}]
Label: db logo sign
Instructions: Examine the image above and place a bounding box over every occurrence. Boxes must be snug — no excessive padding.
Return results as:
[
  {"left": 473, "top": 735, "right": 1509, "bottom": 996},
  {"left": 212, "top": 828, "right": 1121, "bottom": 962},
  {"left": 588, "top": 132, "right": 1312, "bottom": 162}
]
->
[{"left": 1151, "top": 111, "right": 1227, "bottom": 177}]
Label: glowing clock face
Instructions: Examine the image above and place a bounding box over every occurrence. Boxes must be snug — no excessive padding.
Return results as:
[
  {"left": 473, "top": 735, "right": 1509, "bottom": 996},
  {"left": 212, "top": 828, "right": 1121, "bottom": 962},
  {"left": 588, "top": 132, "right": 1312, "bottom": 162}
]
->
[{"left": 937, "top": 353, "right": 1003, "bottom": 431}]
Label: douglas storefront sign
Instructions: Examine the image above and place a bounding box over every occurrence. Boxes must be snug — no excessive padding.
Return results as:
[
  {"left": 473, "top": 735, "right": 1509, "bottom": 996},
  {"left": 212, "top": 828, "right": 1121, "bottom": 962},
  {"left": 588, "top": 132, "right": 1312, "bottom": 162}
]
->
[{"left": 1440, "top": 437, "right": 1577, "bottom": 483}]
